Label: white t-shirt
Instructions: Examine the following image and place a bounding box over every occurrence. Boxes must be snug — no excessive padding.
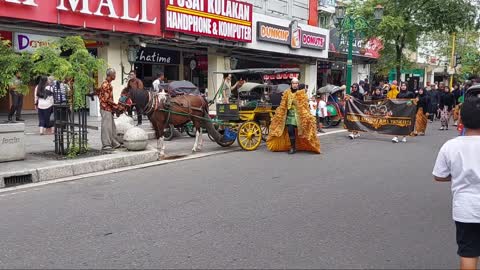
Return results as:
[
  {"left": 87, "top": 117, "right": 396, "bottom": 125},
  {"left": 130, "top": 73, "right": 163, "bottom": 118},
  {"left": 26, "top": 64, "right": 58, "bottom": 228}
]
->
[
  {"left": 318, "top": 100, "right": 327, "bottom": 118},
  {"left": 34, "top": 85, "right": 54, "bottom": 110},
  {"left": 152, "top": 79, "right": 161, "bottom": 91},
  {"left": 309, "top": 100, "right": 317, "bottom": 116},
  {"left": 309, "top": 100, "right": 328, "bottom": 117},
  {"left": 432, "top": 136, "right": 480, "bottom": 223}
]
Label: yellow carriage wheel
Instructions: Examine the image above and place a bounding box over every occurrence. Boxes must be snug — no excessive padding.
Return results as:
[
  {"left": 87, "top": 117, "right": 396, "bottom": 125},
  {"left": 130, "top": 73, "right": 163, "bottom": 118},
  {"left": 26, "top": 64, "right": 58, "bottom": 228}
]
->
[{"left": 237, "top": 121, "right": 262, "bottom": 151}]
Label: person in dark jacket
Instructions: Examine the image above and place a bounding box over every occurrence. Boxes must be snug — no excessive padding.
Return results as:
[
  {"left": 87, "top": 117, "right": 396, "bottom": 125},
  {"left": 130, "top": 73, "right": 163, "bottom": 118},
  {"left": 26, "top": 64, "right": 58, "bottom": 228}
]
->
[
  {"left": 350, "top": 83, "right": 363, "bottom": 100},
  {"left": 371, "top": 86, "right": 384, "bottom": 101},
  {"left": 393, "top": 82, "right": 415, "bottom": 143},
  {"left": 427, "top": 85, "right": 441, "bottom": 122},
  {"left": 439, "top": 86, "right": 455, "bottom": 130},
  {"left": 414, "top": 88, "right": 430, "bottom": 136},
  {"left": 348, "top": 83, "right": 363, "bottom": 139}
]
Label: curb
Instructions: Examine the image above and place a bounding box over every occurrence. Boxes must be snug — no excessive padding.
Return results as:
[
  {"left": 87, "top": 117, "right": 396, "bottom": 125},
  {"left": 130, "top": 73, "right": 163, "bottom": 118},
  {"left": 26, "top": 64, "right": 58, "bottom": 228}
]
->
[
  {"left": 0, "top": 148, "right": 159, "bottom": 188},
  {"left": 0, "top": 129, "right": 346, "bottom": 193}
]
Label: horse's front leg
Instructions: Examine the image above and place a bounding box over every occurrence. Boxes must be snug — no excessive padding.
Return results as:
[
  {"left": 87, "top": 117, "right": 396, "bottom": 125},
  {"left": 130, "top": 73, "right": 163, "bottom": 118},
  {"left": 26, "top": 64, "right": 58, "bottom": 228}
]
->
[
  {"left": 157, "top": 137, "right": 166, "bottom": 157},
  {"left": 198, "top": 128, "right": 203, "bottom": 150},
  {"left": 157, "top": 126, "right": 166, "bottom": 157},
  {"left": 192, "top": 129, "right": 200, "bottom": 153}
]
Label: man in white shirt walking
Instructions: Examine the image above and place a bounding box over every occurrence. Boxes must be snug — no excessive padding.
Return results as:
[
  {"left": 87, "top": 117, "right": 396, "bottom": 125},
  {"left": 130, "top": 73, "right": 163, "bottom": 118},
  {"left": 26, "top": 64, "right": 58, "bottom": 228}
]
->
[{"left": 152, "top": 72, "right": 165, "bottom": 92}]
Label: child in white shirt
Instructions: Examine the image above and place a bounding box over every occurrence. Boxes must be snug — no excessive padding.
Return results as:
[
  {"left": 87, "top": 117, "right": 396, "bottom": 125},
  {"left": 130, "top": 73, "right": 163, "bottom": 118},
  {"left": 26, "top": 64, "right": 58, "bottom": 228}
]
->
[{"left": 433, "top": 96, "right": 480, "bottom": 270}]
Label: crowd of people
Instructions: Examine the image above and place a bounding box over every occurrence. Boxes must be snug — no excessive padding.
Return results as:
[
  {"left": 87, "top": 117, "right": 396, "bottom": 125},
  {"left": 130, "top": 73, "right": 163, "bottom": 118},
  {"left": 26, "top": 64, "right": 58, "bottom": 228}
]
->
[{"left": 340, "top": 78, "right": 474, "bottom": 142}]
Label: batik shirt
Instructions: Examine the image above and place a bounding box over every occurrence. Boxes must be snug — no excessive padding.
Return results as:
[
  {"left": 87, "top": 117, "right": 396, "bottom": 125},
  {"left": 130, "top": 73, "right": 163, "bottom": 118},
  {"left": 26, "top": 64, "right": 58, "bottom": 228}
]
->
[{"left": 99, "top": 80, "right": 117, "bottom": 112}]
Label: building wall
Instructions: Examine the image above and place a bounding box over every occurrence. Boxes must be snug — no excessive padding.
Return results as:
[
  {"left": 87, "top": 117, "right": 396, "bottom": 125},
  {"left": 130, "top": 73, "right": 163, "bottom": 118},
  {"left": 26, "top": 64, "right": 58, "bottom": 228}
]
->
[
  {"left": 247, "top": 0, "right": 310, "bottom": 24},
  {"left": 97, "top": 39, "right": 130, "bottom": 103}
]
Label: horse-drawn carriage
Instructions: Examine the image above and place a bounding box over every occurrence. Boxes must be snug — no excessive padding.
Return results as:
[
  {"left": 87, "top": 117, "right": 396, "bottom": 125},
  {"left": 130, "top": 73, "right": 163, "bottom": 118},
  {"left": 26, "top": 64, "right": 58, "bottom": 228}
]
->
[
  {"left": 121, "top": 68, "right": 298, "bottom": 156},
  {"left": 211, "top": 68, "right": 299, "bottom": 151}
]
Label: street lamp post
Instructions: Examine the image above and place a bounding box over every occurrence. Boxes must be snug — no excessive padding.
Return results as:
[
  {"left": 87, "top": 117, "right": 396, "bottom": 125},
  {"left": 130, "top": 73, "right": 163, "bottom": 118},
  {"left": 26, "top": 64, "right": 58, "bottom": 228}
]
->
[{"left": 334, "top": 4, "right": 384, "bottom": 94}]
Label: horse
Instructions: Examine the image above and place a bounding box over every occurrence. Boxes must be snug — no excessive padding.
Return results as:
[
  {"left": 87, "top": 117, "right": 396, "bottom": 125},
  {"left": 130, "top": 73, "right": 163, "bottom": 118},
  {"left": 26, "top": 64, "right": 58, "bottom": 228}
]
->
[{"left": 121, "top": 88, "right": 223, "bottom": 157}]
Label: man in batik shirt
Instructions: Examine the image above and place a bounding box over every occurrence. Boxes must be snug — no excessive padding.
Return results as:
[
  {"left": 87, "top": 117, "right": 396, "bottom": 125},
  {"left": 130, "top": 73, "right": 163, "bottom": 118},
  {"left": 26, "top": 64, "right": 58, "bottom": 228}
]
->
[{"left": 98, "top": 68, "right": 122, "bottom": 150}]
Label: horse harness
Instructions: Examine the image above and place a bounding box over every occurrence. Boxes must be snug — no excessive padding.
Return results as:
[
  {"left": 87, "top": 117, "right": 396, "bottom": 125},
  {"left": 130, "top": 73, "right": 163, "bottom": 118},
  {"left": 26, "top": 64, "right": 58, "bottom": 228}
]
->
[{"left": 143, "top": 92, "right": 207, "bottom": 124}]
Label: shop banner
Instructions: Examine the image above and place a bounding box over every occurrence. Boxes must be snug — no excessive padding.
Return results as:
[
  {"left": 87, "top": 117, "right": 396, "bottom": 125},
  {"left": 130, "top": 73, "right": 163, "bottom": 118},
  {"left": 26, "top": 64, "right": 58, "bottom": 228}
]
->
[
  {"left": 136, "top": 48, "right": 180, "bottom": 65},
  {"left": 257, "top": 21, "right": 326, "bottom": 50},
  {"left": 165, "top": 0, "right": 253, "bottom": 42},
  {"left": 329, "top": 28, "right": 383, "bottom": 59},
  {"left": 0, "top": 0, "right": 162, "bottom": 36},
  {"left": 13, "top": 33, "right": 60, "bottom": 53},
  {"left": 344, "top": 98, "right": 417, "bottom": 136}
]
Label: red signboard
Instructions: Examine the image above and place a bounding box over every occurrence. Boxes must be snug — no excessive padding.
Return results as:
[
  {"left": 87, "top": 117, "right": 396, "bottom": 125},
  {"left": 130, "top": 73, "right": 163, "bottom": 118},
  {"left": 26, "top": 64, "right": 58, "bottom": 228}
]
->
[
  {"left": 0, "top": 0, "right": 162, "bottom": 36},
  {"left": 165, "top": 0, "right": 253, "bottom": 42}
]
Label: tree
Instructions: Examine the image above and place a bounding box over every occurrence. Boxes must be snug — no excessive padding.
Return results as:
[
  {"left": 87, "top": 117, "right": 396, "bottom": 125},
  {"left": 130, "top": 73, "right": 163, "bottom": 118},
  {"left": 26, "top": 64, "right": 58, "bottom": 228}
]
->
[
  {"left": 31, "top": 36, "right": 105, "bottom": 109},
  {"left": 0, "top": 40, "right": 33, "bottom": 98},
  {"left": 352, "top": 0, "right": 478, "bottom": 82}
]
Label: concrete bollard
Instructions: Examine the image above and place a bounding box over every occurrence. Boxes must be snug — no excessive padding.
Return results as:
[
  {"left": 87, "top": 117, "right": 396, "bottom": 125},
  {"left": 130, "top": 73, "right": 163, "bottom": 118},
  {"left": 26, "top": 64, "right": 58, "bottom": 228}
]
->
[{"left": 123, "top": 127, "right": 148, "bottom": 151}]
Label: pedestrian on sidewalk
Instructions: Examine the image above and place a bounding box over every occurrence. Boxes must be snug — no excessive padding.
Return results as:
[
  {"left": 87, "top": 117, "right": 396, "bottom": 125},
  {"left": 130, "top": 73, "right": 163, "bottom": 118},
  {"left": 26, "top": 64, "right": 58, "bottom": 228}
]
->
[
  {"left": 152, "top": 72, "right": 165, "bottom": 92},
  {"left": 98, "top": 68, "right": 123, "bottom": 150},
  {"left": 413, "top": 87, "right": 429, "bottom": 136},
  {"left": 34, "top": 76, "right": 54, "bottom": 135},
  {"left": 392, "top": 82, "right": 415, "bottom": 143},
  {"left": 125, "top": 70, "right": 144, "bottom": 126},
  {"left": 7, "top": 71, "right": 24, "bottom": 122},
  {"left": 433, "top": 96, "right": 480, "bottom": 270}
]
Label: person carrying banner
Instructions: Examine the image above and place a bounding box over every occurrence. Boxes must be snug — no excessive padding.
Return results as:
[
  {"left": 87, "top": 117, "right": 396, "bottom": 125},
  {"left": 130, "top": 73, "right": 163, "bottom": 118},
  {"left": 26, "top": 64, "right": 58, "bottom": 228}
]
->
[
  {"left": 266, "top": 78, "right": 321, "bottom": 154},
  {"left": 413, "top": 87, "right": 430, "bottom": 136},
  {"left": 348, "top": 83, "right": 364, "bottom": 139},
  {"left": 392, "top": 82, "right": 415, "bottom": 143}
]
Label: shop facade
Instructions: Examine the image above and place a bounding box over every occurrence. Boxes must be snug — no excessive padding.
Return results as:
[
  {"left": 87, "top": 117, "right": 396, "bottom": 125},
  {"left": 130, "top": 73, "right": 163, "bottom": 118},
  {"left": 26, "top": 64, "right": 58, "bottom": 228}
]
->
[
  {"left": 0, "top": 0, "right": 165, "bottom": 114},
  {"left": 324, "top": 28, "right": 382, "bottom": 87}
]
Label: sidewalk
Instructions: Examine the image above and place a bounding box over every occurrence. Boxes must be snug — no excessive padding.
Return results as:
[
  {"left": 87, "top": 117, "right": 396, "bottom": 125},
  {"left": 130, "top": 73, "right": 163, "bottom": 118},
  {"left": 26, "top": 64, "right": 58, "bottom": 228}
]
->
[{"left": 0, "top": 114, "right": 240, "bottom": 187}]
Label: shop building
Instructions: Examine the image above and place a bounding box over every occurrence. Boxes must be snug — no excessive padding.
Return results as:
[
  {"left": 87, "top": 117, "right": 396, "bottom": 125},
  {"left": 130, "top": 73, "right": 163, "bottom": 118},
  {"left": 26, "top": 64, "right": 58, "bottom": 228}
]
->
[
  {"left": 0, "top": 0, "right": 330, "bottom": 117},
  {"left": 0, "top": 0, "right": 166, "bottom": 115},
  {"left": 323, "top": 27, "right": 383, "bottom": 87}
]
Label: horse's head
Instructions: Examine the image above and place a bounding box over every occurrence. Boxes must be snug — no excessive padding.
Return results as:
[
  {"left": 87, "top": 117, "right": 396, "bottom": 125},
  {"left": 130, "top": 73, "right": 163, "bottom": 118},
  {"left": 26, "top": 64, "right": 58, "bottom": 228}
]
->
[{"left": 119, "top": 87, "right": 134, "bottom": 108}]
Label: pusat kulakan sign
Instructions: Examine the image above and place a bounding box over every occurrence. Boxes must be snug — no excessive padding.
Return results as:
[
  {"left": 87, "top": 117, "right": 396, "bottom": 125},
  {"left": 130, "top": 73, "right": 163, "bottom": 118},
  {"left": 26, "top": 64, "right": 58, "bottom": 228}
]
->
[
  {"left": 257, "top": 20, "right": 326, "bottom": 50},
  {"left": 165, "top": 0, "right": 253, "bottom": 42}
]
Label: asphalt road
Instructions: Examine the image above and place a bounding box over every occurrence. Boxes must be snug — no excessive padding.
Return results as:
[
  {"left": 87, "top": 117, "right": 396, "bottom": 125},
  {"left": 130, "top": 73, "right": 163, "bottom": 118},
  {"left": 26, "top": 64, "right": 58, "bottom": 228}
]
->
[{"left": 0, "top": 123, "right": 458, "bottom": 269}]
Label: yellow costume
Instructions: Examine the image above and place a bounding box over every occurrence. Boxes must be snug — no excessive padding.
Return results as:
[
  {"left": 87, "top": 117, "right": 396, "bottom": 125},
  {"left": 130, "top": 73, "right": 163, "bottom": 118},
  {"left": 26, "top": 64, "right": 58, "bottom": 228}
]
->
[
  {"left": 266, "top": 88, "right": 321, "bottom": 154},
  {"left": 386, "top": 85, "right": 399, "bottom": 99}
]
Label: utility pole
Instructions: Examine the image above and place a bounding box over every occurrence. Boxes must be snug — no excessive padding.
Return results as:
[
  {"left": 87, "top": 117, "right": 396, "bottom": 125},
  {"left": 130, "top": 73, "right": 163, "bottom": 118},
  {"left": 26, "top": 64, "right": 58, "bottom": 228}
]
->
[{"left": 449, "top": 32, "right": 456, "bottom": 91}]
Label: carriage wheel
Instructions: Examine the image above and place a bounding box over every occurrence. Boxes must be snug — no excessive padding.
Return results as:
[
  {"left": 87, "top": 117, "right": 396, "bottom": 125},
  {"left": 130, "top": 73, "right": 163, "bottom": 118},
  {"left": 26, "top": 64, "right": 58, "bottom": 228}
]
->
[
  {"left": 185, "top": 122, "right": 196, "bottom": 137},
  {"left": 163, "top": 124, "right": 174, "bottom": 141},
  {"left": 237, "top": 121, "right": 262, "bottom": 151}
]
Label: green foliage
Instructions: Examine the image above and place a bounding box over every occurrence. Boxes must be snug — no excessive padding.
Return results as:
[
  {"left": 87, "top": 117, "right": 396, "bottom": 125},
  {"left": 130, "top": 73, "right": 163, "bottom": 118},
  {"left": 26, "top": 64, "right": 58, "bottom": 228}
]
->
[
  {"left": 31, "top": 36, "right": 105, "bottom": 109},
  {"left": 352, "top": 0, "right": 478, "bottom": 82},
  {"left": 61, "top": 36, "right": 105, "bottom": 109},
  {"left": 0, "top": 40, "right": 34, "bottom": 97},
  {"left": 66, "top": 137, "right": 88, "bottom": 158}
]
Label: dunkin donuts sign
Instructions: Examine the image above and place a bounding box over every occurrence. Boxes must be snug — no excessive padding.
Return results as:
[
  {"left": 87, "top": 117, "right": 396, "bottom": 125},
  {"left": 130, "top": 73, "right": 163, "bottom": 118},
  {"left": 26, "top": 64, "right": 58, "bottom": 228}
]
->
[{"left": 257, "top": 21, "right": 326, "bottom": 50}]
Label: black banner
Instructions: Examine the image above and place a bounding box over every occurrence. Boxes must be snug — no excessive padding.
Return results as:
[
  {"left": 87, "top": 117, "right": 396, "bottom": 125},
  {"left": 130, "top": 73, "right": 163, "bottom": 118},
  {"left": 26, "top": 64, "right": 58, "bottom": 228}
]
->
[{"left": 344, "top": 98, "right": 417, "bottom": 136}]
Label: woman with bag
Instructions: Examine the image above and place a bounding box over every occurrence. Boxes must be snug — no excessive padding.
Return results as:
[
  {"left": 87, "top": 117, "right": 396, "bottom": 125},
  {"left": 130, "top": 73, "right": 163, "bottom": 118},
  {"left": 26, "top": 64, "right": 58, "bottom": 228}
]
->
[{"left": 34, "top": 76, "right": 54, "bottom": 135}]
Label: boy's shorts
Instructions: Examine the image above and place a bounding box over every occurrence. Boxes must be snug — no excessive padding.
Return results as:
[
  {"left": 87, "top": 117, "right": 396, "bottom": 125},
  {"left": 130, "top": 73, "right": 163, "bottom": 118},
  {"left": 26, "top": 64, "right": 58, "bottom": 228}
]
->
[{"left": 456, "top": 221, "right": 480, "bottom": 257}]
